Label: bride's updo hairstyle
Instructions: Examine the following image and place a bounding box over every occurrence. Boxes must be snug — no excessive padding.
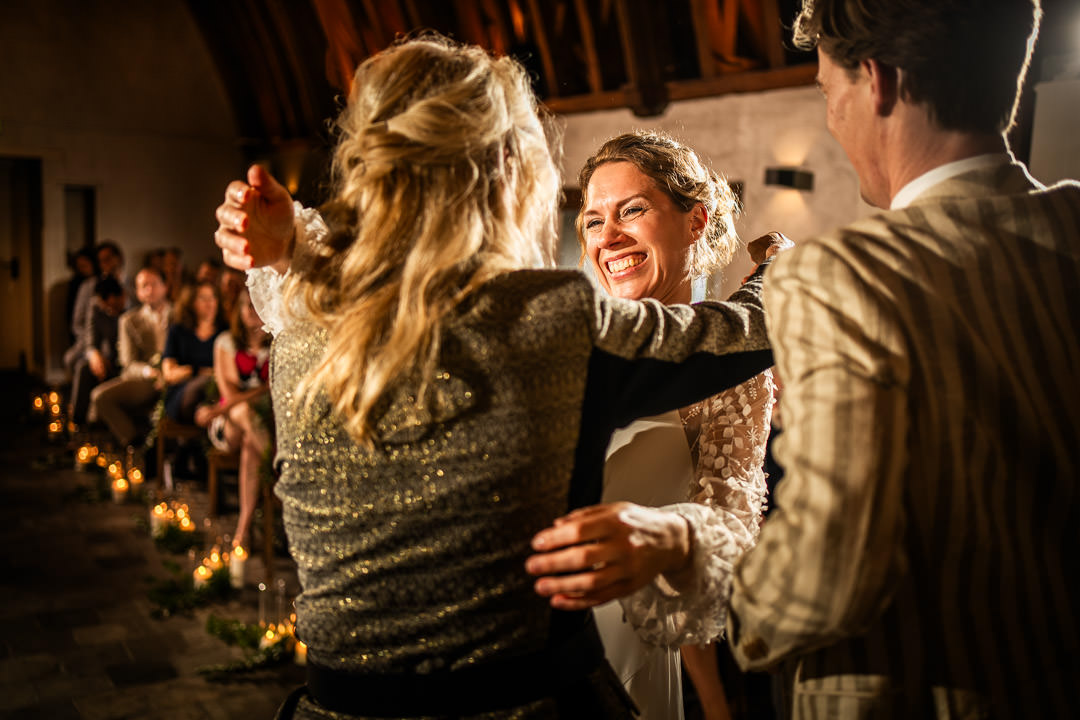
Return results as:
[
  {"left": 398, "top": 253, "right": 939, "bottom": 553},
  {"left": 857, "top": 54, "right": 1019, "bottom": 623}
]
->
[
  {"left": 288, "top": 35, "right": 560, "bottom": 446},
  {"left": 576, "top": 131, "right": 740, "bottom": 280}
]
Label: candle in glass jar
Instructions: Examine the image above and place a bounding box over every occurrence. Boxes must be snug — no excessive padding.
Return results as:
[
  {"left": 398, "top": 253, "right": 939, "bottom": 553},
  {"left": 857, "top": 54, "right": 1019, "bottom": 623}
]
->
[
  {"left": 294, "top": 639, "right": 308, "bottom": 665},
  {"left": 229, "top": 545, "right": 247, "bottom": 589},
  {"left": 111, "top": 477, "right": 129, "bottom": 503},
  {"left": 193, "top": 564, "right": 212, "bottom": 590},
  {"left": 150, "top": 502, "right": 168, "bottom": 536},
  {"left": 127, "top": 466, "right": 143, "bottom": 487}
]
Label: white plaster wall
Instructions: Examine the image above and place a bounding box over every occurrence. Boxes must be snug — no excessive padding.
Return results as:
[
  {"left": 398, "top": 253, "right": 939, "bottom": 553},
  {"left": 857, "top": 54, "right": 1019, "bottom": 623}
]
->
[
  {"left": 1030, "top": 78, "right": 1080, "bottom": 185},
  {"left": 556, "top": 86, "right": 874, "bottom": 298},
  {"left": 0, "top": 0, "right": 242, "bottom": 377}
]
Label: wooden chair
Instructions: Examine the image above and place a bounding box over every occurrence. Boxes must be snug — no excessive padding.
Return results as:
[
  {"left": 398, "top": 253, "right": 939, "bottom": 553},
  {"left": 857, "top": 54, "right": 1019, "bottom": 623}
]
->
[{"left": 155, "top": 416, "right": 203, "bottom": 483}]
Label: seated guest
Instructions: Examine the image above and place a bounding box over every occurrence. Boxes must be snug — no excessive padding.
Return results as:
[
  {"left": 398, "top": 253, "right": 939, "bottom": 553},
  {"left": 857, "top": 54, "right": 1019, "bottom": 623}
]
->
[
  {"left": 161, "top": 280, "right": 223, "bottom": 424},
  {"left": 218, "top": 266, "right": 246, "bottom": 318},
  {"left": 64, "top": 241, "right": 128, "bottom": 373},
  {"left": 195, "top": 257, "right": 223, "bottom": 286},
  {"left": 195, "top": 286, "right": 271, "bottom": 551},
  {"left": 70, "top": 276, "right": 126, "bottom": 425},
  {"left": 65, "top": 247, "right": 98, "bottom": 345},
  {"left": 161, "top": 246, "right": 185, "bottom": 303},
  {"left": 89, "top": 266, "right": 171, "bottom": 448}
]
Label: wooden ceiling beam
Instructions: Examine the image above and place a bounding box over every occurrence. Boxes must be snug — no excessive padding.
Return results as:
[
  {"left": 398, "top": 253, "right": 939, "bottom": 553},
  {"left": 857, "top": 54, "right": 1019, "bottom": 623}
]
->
[
  {"left": 243, "top": 0, "right": 298, "bottom": 136},
  {"left": 615, "top": 0, "right": 669, "bottom": 115},
  {"left": 525, "top": 0, "right": 559, "bottom": 97},
  {"left": 740, "top": 0, "right": 785, "bottom": 68},
  {"left": 573, "top": 0, "right": 603, "bottom": 93},
  {"left": 359, "top": 0, "right": 393, "bottom": 50},
  {"left": 265, "top": 0, "right": 322, "bottom": 135},
  {"left": 479, "top": 0, "right": 512, "bottom": 56},
  {"left": 311, "top": 0, "right": 368, "bottom": 94},
  {"left": 545, "top": 63, "right": 817, "bottom": 115},
  {"left": 667, "top": 61, "right": 816, "bottom": 101},
  {"left": 453, "top": 0, "right": 492, "bottom": 47}
]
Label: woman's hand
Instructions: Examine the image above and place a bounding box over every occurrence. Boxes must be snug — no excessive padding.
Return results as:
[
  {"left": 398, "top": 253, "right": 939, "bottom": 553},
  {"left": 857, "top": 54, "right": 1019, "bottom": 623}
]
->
[
  {"left": 524, "top": 502, "right": 691, "bottom": 610},
  {"left": 746, "top": 231, "right": 795, "bottom": 264},
  {"left": 161, "top": 358, "right": 193, "bottom": 385},
  {"left": 214, "top": 165, "right": 296, "bottom": 272}
]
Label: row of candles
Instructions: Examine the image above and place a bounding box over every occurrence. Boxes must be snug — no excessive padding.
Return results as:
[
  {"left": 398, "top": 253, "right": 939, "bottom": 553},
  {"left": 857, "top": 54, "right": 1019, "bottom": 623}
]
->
[
  {"left": 257, "top": 580, "right": 307, "bottom": 664},
  {"left": 34, "top": 391, "right": 305, "bottom": 661},
  {"left": 75, "top": 442, "right": 147, "bottom": 503},
  {"left": 32, "top": 390, "right": 76, "bottom": 440}
]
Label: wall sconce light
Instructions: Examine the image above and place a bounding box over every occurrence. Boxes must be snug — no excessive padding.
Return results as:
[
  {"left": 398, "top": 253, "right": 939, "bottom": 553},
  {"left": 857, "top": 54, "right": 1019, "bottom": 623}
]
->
[{"left": 764, "top": 167, "right": 814, "bottom": 191}]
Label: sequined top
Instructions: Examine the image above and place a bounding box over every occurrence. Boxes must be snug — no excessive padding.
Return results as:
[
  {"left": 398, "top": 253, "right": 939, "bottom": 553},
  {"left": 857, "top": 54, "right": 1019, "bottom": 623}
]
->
[{"left": 261, "top": 267, "right": 771, "bottom": 718}]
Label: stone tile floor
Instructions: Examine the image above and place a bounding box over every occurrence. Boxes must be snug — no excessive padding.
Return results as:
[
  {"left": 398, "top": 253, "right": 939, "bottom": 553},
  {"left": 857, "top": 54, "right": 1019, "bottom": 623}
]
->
[{"left": 1, "top": 377, "right": 304, "bottom": 719}]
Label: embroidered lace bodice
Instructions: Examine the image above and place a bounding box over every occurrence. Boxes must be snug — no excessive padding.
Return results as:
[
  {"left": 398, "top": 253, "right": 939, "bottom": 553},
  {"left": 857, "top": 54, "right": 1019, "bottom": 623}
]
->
[{"left": 618, "top": 364, "right": 775, "bottom": 649}]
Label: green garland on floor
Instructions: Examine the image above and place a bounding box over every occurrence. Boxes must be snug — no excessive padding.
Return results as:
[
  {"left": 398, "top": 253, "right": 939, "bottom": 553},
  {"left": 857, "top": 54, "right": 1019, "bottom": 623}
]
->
[
  {"left": 153, "top": 523, "right": 205, "bottom": 554},
  {"left": 146, "top": 564, "right": 235, "bottom": 619},
  {"left": 198, "top": 614, "right": 295, "bottom": 678},
  {"left": 198, "top": 637, "right": 291, "bottom": 678}
]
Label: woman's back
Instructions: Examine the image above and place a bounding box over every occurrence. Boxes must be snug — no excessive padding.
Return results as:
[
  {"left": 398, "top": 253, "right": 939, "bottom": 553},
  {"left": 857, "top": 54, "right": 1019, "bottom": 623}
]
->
[{"left": 264, "top": 267, "right": 770, "bottom": 718}]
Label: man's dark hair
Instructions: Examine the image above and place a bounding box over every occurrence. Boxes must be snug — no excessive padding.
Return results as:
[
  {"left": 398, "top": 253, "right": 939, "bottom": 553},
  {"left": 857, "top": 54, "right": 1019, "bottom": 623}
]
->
[
  {"left": 137, "top": 264, "right": 166, "bottom": 283},
  {"left": 96, "top": 240, "right": 124, "bottom": 264},
  {"left": 793, "top": 0, "right": 1041, "bottom": 134},
  {"left": 93, "top": 275, "right": 124, "bottom": 300}
]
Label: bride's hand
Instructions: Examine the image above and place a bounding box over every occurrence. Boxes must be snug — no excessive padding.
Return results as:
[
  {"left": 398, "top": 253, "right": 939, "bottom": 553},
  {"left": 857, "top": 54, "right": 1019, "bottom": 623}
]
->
[{"left": 214, "top": 164, "right": 295, "bottom": 272}]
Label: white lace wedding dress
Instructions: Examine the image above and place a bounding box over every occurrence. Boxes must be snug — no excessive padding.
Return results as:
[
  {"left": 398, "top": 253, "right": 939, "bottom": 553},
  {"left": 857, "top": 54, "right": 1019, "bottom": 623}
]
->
[{"left": 595, "top": 371, "right": 774, "bottom": 719}]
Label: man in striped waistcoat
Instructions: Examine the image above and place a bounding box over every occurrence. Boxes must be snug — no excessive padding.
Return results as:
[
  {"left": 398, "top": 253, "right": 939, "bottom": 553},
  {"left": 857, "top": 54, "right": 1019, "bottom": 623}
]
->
[{"left": 723, "top": 0, "right": 1080, "bottom": 716}]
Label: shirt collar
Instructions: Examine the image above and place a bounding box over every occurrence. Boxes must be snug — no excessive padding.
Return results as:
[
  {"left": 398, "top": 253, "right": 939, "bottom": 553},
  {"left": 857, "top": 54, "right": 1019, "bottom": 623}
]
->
[{"left": 890, "top": 153, "right": 1011, "bottom": 210}]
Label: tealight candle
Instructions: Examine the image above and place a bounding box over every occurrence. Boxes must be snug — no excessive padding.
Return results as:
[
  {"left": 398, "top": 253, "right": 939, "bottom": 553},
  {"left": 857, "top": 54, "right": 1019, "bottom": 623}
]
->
[
  {"left": 193, "top": 564, "right": 212, "bottom": 590},
  {"left": 111, "top": 477, "right": 129, "bottom": 504},
  {"left": 150, "top": 502, "right": 168, "bottom": 536},
  {"left": 127, "top": 466, "right": 143, "bottom": 487},
  {"left": 75, "top": 444, "right": 94, "bottom": 470},
  {"left": 48, "top": 420, "right": 63, "bottom": 439},
  {"left": 49, "top": 403, "right": 62, "bottom": 417},
  {"left": 259, "top": 625, "right": 279, "bottom": 650},
  {"left": 206, "top": 546, "right": 224, "bottom": 571},
  {"left": 32, "top": 396, "right": 44, "bottom": 413},
  {"left": 48, "top": 391, "right": 59, "bottom": 404},
  {"left": 229, "top": 545, "right": 247, "bottom": 589},
  {"left": 294, "top": 639, "right": 308, "bottom": 666}
]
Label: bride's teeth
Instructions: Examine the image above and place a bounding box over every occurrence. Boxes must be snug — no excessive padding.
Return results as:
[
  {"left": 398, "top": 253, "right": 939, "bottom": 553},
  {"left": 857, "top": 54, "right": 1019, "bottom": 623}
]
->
[{"left": 608, "top": 255, "right": 644, "bottom": 273}]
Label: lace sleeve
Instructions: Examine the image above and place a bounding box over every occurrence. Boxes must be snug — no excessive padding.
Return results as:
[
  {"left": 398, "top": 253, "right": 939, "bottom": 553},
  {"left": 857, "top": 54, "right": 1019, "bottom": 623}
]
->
[
  {"left": 692, "top": 371, "right": 775, "bottom": 542},
  {"left": 245, "top": 201, "right": 329, "bottom": 337},
  {"left": 617, "top": 502, "right": 747, "bottom": 647},
  {"left": 617, "top": 371, "right": 776, "bottom": 648}
]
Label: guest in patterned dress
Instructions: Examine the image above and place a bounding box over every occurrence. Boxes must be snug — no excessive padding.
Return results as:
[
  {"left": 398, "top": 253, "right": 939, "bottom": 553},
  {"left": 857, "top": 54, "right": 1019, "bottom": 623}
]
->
[{"left": 194, "top": 285, "right": 271, "bottom": 551}]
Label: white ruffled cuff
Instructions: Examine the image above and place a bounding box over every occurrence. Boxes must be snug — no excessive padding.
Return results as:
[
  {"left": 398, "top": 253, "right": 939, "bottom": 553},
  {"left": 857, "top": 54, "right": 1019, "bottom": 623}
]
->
[
  {"left": 617, "top": 502, "right": 743, "bottom": 648},
  {"left": 245, "top": 201, "right": 329, "bottom": 337}
]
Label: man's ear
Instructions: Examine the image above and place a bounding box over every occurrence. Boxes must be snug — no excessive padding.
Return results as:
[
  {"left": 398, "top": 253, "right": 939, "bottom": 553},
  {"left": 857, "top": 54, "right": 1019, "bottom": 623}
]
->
[{"left": 863, "top": 58, "right": 899, "bottom": 117}]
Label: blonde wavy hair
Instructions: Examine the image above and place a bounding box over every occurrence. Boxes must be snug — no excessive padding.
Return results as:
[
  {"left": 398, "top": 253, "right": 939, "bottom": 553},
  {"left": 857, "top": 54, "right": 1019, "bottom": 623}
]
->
[
  {"left": 576, "top": 131, "right": 740, "bottom": 280},
  {"left": 285, "top": 35, "right": 560, "bottom": 446}
]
